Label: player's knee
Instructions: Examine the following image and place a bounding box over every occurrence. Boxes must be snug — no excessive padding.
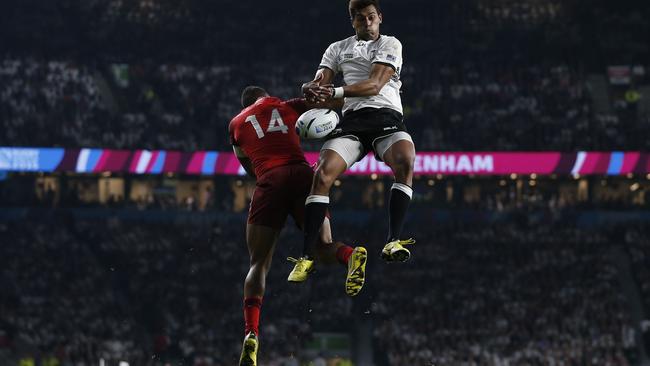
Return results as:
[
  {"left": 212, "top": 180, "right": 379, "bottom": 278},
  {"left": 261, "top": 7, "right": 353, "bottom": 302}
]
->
[
  {"left": 248, "top": 261, "right": 270, "bottom": 280},
  {"left": 313, "top": 166, "right": 337, "bottom": 191},
  {"left": 391, "top": 152, "right": 415, "bottom": 176},
  {"left": 405, "top": 156, "right": 415, "bottom": 175},
  {"left": 249, "top": 256, "right": 268, "bottom": 271},
  {"left": 402, "top": 153, "right": 415, "bottom": 171}
]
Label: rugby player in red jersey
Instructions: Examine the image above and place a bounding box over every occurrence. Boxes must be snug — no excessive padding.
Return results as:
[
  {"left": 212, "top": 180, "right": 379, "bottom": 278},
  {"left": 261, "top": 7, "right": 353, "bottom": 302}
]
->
[{"left": 229, "top": 86, "right": 367, "bottom": 366}]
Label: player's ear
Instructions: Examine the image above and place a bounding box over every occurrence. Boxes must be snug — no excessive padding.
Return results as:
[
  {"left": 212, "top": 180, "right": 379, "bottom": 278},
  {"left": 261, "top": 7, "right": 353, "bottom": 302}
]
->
[{"left": 378, "top": 13, "right": 383, "bottom": 24}]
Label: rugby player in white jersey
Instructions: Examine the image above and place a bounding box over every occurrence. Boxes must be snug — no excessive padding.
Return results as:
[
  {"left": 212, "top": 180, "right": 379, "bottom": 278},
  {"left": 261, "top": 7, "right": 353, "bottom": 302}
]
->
[{"left": 288, "top": 0, "right": 416, "bottom": 280}]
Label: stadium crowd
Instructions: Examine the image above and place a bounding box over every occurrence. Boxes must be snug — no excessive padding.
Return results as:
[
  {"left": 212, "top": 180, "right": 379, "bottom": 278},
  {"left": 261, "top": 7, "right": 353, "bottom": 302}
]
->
[
  {"left": 3, "top": 57, "right": 649, "bottom": 151},
  {"left": 0, "top": 215, "right": 350, "bottom": 366},
  {"left": 372, "top": 223, "right": 636, "bottom": 365},
  {"left": 408, "top": 60, "right": 648, "bottom": 151},
  {"left": 0, "top": 59, "right": 108, "bottom": 147},
  {"left": 625, "top": 226, "right": 650, "bottom": 353},
  {"left": 1, "top": 0, "right": 649, "bottom": 152},
  {"left": 1, "top": 212, "right": 648, "bottom": 365}
]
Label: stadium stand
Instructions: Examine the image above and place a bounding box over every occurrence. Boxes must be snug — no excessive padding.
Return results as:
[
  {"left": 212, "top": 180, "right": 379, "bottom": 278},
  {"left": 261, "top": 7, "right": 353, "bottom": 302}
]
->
[
  {"left": 2, "top": 1, "right": 650, "bottom": 365},
  {"left": 0, "top": 211, "right": 649, "bottom": 365},
  {"left": 1, "top": 0, "right": 649, "bottom": 151}
]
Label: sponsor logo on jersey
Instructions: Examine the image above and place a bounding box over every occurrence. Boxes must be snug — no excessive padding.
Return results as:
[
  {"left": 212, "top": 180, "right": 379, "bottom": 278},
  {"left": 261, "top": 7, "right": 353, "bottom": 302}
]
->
[
  {"left": 343, "top": 53, "right": 353, "bottom": 59},
  {"left": 383, "top": 126, "right": 398, "bottom": 131},
  {"left": 387, "top": 54, "right": 396, "bottom": 62}
]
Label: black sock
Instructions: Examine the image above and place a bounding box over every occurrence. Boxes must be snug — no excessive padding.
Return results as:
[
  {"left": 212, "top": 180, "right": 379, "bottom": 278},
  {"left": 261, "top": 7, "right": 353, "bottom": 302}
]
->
[
  {"left": 303, "top": 195, "right": 329, "bottom": 257},
  {"left": 387, "top": 183, "right": 412, "bottom": 242}
]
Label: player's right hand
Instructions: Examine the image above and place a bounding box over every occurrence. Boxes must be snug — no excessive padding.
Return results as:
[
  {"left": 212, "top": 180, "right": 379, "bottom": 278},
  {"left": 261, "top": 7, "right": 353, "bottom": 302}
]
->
[
  {"left": 302, "top": 81, "right": 321, "bottom": 103},
  {"left": 302, "top": 73, "right": 331, "bottom": 102}
]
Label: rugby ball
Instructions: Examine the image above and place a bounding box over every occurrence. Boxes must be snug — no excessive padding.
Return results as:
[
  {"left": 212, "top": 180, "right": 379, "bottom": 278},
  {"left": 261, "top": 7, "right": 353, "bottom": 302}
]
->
[{"left": 295, "top": 109, "right": 339, "bottom": 140}]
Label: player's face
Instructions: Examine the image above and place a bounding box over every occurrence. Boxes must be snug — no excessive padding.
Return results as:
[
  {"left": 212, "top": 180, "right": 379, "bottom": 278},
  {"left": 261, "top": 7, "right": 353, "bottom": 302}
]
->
[{"left": 350, "top": 5, "right": 382, "bottom": 41}]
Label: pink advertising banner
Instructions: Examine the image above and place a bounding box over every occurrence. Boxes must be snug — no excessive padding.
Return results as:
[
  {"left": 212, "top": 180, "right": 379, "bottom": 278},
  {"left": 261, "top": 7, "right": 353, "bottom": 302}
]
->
[
  {"left": 217, "top": 152, "right": 638, "bottom": 176},
  {"left": 0, "top": 148, "right": 646, "bottom": 176}
]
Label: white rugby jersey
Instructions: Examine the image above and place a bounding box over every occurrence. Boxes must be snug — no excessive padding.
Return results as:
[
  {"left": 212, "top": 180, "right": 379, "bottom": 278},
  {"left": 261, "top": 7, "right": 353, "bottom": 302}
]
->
[{"left": 319, "top": 35, "right": 403, "bottom": 115}]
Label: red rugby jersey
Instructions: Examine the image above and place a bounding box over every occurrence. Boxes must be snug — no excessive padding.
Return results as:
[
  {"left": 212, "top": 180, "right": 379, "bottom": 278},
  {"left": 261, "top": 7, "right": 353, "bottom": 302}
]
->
[{"left": 229, "top": 97, "right": 308, "bottom": 177}]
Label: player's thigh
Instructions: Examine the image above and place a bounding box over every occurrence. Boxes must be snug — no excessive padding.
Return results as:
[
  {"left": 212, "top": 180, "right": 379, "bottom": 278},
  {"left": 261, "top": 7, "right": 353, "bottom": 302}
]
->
[
  {"left": 248, "top": 170, "right": 291, "bottom": 229},
  {"left": 321, "top": 136, "right": 364, "bottom": 171},
  {"left": 246, "top": 224, "right": 280, "bottom": 268},
  {"left": 375, "top": 131, "right": 415, "bottom": 166}
]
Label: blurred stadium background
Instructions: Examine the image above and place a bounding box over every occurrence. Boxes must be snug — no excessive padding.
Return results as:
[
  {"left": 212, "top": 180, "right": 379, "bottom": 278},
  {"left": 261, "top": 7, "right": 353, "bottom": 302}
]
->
[{"left": 1, "top": 0, "right": 650, "bottom": 365}]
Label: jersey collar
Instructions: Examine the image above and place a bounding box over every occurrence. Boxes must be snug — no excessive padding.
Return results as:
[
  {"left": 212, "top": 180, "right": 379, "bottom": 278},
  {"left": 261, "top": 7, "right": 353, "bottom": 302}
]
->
[{"left": 355, "top": 34, "right": 381, "bottom": 44}]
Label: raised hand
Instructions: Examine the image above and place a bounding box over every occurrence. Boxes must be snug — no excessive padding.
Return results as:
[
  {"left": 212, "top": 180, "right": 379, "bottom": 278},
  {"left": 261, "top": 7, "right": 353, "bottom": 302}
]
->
[{"left": 302, "top": 73, "right": 331, "bottom": 103}]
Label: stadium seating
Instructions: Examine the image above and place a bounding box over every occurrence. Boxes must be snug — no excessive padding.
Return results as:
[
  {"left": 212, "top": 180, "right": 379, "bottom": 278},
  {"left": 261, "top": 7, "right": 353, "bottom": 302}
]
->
[
  {"left": 2, "top": 1, "right": 650, "bottom": 365},
  {"left": 1, "top": 0, "right": 649, "bottom": 151},
  {"left": 0, "top": 214, "right": 645, "bottom": 365}
]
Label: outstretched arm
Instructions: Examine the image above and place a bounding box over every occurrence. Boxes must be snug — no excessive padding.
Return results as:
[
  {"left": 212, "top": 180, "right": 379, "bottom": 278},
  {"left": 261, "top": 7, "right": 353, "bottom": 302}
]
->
[{"left": 304, "top": 96, "right": 344, "bottom": 110}]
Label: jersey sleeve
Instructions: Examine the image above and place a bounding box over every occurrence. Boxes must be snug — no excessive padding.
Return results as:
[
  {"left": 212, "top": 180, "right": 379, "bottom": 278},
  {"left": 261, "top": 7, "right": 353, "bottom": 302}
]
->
[
  {"left": 372, "top": 37, "right": 402, "bottom": 73},
  {"left": 284, "top": 98, "right": 308, "bottom": 115},
  {"left": 319, "top": 42, "right": 340, "bottom": 73}
]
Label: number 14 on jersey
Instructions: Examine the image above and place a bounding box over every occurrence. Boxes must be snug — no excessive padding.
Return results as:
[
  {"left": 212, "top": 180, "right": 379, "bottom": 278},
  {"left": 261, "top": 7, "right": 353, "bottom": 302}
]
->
[{"left": 245, "top": 108, "right": 288, "bottom": 139}]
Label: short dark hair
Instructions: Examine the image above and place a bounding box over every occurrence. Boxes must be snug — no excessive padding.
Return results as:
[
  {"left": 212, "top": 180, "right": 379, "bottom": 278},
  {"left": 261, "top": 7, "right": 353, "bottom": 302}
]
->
[
  {"left": 349, "top": 0, "right": 381, "bottom": 18},
  {"left": 240, "top": 86, "right": 268, "bottom": 108}
]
